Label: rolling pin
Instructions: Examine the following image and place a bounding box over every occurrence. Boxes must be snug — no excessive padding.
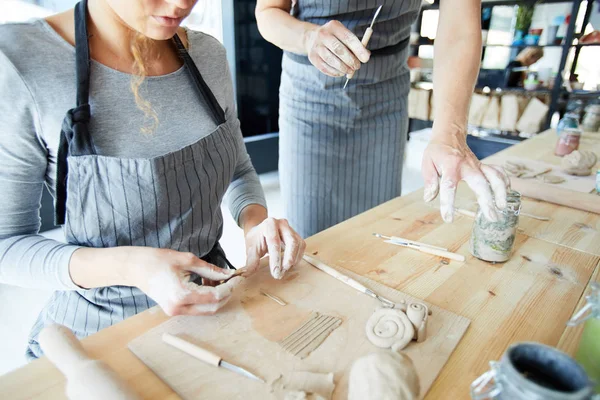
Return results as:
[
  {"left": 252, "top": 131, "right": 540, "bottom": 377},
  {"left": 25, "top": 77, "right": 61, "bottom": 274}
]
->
[
  {"left": 511, "top": 177, "right": 600, "bottom": 215},
  {"left": 39, "top": 324, "right": 140, "bottom": 400}
]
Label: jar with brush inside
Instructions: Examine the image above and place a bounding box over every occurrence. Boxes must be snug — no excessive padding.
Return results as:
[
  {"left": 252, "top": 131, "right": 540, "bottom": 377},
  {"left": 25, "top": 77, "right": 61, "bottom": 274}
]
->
[{"left": 469, "top": 190, "right": 521, "bottom": 263}]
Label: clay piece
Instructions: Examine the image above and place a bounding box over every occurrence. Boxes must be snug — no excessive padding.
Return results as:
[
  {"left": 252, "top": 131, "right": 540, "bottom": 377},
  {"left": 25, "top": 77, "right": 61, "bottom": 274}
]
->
[
  {"left": 284, "top": 391, "right": 307, "bottom": 400},
  {"left": 279, "top": 312, "right": 342, "bottom": 359},
  {"left": 348, "top": 350, "right": 420, "bottom": 400},
  {"left": 541, "top": 175, "right": 566, "bottom": 184},
  {"left": 365, "top": 308, "right": 415, "bottom": 351},
  {"left": 406, "top": 302, "right": 429, "bottom": 343},
  {"left": 504, "top": 160, "right": 531, "bottom": 177},
  {"left": 284, "top": 371, "right": 335, "bottom": 400},
  {"left": 561, "top": 150, "right": 598, "bottom": 176}
]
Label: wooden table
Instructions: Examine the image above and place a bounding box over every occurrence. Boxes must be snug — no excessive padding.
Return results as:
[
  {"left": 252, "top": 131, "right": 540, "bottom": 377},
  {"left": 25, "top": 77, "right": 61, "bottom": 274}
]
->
[{"left": 2, "top": 129, "right": 599, "bottom": 399}]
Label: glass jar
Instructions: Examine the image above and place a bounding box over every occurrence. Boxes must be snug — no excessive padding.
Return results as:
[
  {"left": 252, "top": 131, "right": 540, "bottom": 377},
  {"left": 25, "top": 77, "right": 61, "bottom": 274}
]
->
[
  {"left": 469, "top": 190, "right": 521, "bottom": 263},
  {"left": 555, "top": 127, "right": 582, "bottom": 156},
  {"left": 568, "top": 283, "right": 600, "bottom": 393},
  {"left": 557, "top": 112, "right": 582, "bottom": 136},
  {"left": 471, "top": 342, "right": 595, "bottom": 400},
  {"left": 582, "top": 104, "right": 600, "bottom": 132}
]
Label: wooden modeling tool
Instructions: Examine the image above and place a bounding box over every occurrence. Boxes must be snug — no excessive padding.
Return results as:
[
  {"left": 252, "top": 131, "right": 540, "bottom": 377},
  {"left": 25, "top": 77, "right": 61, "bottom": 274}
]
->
[
  {"left": 373, "top": 233, "right": 449, "bottom": 251},
  {"left": 39, "top": 324, "right": 141, "bottom": 400},
  {"left": 374, "top": 234, "right": 465, "bottom": 262},
  {"left": 343, "top": 5, "right": 383, "bottom": 89},
  {"left": 162, "top": 333, "right": 265, "bottom": 383},
  {"left": 383, "top": 239, "right": 466, "bottom": 262},
  {"left": 303, "top": 254, "right": 401, "bottom": 309}
]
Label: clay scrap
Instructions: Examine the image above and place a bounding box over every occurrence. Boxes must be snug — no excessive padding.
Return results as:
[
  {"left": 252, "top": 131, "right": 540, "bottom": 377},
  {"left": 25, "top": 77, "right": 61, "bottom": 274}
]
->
[
  {"left": 348, "top": 351, "right": 420, "bottom": 400},
  {"left": 366, "top": 303, "right": 429, "bottom": 351},
  {"left": 284, "top": 371, "right": 335, "bottom": 400},
  {"left": 561, "top": 150, "right": 598, "bottom": 176},
  {"left": 279, "top": 312, "right": 342, "bottom": 359}
]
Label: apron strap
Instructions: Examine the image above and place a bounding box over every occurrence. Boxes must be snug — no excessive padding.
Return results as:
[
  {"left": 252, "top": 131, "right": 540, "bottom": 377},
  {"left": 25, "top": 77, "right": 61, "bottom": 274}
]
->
[
  {"left": 55, "top": 0, "right": 94, "bottom": 225},
  {"left": 75, "top": 0, "right": 91, "bottom": 107},
  {"left": 172, "top": 34, "right": 227, "bottom": 126}
]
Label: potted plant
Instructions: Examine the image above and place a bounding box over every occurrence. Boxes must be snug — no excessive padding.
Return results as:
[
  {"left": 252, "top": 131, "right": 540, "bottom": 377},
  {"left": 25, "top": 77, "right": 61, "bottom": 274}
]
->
[{"left": 513, "top": 2, "right": 535, "bottom": 45}]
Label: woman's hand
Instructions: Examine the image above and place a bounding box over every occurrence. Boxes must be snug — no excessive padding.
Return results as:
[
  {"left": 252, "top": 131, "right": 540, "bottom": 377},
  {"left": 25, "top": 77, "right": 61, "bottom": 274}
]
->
[
  {"left": 244, "top": 217, "right": 306, "bottom": 279},
  {"left": 121, "top": 247, "right": 243, "bottom": 316},
  {"left": 421, "top": 129, "right": 509, "bottom": 223},
  {"left": 303, "top": 21, "right": 371, "bottom": 77}
]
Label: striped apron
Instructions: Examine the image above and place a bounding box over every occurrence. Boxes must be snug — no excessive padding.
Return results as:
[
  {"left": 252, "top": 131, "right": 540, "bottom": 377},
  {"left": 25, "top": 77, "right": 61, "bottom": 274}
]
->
[
  {"left": 279, "top": 0, "right": 421, "bottom": 238},
  {"left": 26, "top": 0, "right": 237, "bottom": 359}
]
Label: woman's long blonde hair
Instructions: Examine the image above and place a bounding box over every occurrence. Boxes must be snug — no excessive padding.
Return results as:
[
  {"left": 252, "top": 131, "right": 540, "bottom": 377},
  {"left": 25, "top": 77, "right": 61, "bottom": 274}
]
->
[{"left": 129, "top": 31, "right": 160, "bottom": 134}]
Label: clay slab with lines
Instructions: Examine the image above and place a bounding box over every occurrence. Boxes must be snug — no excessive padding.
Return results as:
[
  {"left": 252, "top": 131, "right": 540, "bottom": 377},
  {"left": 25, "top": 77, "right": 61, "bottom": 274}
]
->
[{"left": 128, "top": 261, "right": 470, "bottom": 399}]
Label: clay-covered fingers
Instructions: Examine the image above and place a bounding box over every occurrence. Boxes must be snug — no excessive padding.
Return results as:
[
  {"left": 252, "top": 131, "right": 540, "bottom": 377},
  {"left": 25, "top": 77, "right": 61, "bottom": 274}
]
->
[
  {"left": 180, "top": 253, "right": 235, "bottom": 282},
  {"left": 439, "top": 173, "right": 458, "bottom": 223},
  {"left": 264, "top": 218, "right": 283, "bottom": 279},
  {"left": 307, "top": 21, "right": 370, "bottom": 77},
  {"left": 463, "top": 169, "right": 499, "bottom": 222},
  {"left": 176, "top": 277, "right": 244, "bottom": 316},
  {"left": 279, "top": 219, "right": 306, "bottom": 275},
  {"left": 489, "top": 164, "right": 511, "bottom": 188},
  {"left": 326, "top": 21, "right": 370, "bottom": 64},
  {"left": 312, "top": 54, "right": 347, "bottom": 77},
  {"left": 422, "top": 158, "right": 440, "bottom": 203},
  {"left": 481, "top": 164, "right": 508, "bottom": 210}
]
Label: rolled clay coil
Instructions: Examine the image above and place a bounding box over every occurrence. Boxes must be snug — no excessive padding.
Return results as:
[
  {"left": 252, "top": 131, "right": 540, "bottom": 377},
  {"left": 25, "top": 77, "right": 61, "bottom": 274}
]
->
[
  {"left": 365, "top": 308, "right": 415, "bottom": 351},
  {"left": 406, "top": 303, "right": 429, "bottom": 343}
]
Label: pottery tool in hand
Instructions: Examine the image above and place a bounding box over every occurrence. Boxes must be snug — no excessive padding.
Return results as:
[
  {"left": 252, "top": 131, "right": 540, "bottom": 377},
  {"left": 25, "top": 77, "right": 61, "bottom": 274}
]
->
[
  {"left": 343, "top": 5, "right": 383, "bottom": 89},
  {"left": 162, "top": 333, "right": 265, "bottom": 383},
  {"left": 303, "top": 254, "right": 401, "bottom": 309},
  {"left": 374, "top": 234, "right": 466, "bottom": 262}
]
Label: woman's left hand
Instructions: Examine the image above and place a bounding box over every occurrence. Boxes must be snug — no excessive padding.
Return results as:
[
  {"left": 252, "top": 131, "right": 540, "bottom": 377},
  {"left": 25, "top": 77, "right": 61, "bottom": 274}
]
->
[{"left": 244, "top": 217, "right": 306, "bottom": 279}]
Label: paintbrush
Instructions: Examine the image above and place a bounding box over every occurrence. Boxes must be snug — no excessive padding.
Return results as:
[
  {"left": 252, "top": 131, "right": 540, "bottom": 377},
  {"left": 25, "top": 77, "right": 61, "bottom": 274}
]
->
[{"left": 373, "top": 233, "right": 449, "bottom": 251}]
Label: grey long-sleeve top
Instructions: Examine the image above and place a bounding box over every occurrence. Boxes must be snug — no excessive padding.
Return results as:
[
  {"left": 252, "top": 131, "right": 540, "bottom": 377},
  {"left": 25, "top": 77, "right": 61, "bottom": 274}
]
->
[{"left": 0, "top": 20, "right": 266, "bottom": 290}]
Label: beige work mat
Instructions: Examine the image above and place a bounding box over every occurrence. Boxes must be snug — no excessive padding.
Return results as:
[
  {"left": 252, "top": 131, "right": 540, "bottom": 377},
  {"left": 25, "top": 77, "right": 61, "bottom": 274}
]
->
[{"left": 128, "top": 259, "right": 470, "bottom": 399}]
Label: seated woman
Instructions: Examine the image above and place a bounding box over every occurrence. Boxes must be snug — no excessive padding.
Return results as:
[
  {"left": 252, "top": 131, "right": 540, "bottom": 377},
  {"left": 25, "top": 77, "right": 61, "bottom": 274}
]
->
[
  {"left": 504, "top": 47, "right": 544, "bottom": 88},
  {"left": 0, "top": 0, "right": 305, "bottom": 360}
]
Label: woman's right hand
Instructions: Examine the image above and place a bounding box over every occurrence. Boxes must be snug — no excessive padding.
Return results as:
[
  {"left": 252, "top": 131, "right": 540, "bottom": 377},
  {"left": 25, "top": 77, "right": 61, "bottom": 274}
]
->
[
  {"left": 303, "top": 21, "right": 371, "bottom": 77},
  {"left": 125, "top": 247, "right": 243, "bottom": 316},
  {"left": 76, "top": 246, "right": 242, "bottom": 317}
]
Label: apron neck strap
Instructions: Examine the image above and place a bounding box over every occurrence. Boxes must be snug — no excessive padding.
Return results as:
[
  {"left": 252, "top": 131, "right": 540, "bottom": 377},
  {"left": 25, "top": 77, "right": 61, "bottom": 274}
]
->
[
  {"left": 74, "top": 0, "right": 90, "bottom": 107},
  {"left": 172, "top": 34, "right": 227, "bottom": 126}
]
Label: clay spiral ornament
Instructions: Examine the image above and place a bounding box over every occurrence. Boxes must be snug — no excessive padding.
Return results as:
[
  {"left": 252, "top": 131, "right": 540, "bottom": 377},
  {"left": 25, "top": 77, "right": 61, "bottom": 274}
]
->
[
  {"left": 406, "top": 302, "right": 429, "bottom": 342},
  {"left": 365, "top": 308, "right": 415, "bottom": 351}
]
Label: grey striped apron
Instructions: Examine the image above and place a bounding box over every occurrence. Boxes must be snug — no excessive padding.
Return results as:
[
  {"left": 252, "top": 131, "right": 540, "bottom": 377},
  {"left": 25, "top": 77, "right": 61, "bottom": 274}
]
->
[
  {"left": 279, "top": 0, "right": 421, "bottom": 238},
  {"left": 26, "top": 0, "right": 237, "bottom": 359}
]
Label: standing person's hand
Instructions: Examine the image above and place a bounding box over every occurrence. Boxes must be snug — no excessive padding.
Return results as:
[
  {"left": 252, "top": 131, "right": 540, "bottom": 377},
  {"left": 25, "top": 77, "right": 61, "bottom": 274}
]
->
[
  {"left": 116, "top": 247, "right": 243, "bottom": 316},
  {"left": 421, "top": 131, "right": 509, "bottom": 223},
  {"left": 303, "top": 21, "right": 371, "bottom": 77},
  {"left": 244, "top": 217, "right": 306, "bottom": 279}
]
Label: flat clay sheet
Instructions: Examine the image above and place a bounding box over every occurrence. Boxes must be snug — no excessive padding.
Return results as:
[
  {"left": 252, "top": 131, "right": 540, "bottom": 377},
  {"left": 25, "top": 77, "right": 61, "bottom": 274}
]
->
[{"left": 128, "top": 260, "right": 470, "bottom": 399}]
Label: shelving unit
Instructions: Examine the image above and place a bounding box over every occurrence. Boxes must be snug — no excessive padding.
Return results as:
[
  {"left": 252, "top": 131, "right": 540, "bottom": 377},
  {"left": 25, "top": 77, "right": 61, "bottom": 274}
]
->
[{"left": 410, "top": 0, "right": 599, "bottom": 138}]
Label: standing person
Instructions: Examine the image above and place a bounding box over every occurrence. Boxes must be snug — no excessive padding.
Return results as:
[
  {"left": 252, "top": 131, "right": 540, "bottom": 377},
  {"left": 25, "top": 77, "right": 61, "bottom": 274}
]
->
[
  {"left": 0, "top": 0, "right": 305, "bottom": 360},
  {"left": 256, "top": 0, "right": 508, "bottom": 238}
]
